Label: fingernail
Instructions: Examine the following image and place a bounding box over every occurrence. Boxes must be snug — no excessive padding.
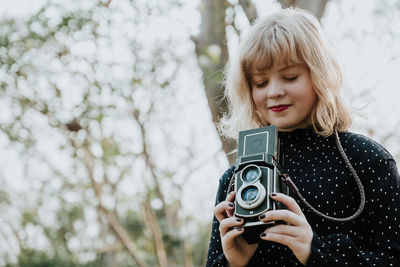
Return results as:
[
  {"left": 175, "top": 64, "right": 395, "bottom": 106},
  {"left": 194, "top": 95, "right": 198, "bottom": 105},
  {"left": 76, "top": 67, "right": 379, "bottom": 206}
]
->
[
  {"left": 260, "top": 233, "right": 266, "bottom": 238},
  {"left": 236, "top": 218, "right": 242, "bottom": 222},
  {"left": 228, "top": 202, "right": 234, "bottom": 207},
  {"left": 270, "top": 193, "right": 277, "bottom": 197},
  {"left": 258, "top": 214, "right": 265, "bottom": 220},
  {"left": 237, "top": 227, "right": 243, "bottom": 231}
]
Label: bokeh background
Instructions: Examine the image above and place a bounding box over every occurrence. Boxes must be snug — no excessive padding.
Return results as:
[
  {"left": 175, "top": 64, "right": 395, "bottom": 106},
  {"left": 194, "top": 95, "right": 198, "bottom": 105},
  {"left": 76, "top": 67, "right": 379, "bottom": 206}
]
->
[{"left": 0, "top": 0, "right": 399, "bottom": 266}]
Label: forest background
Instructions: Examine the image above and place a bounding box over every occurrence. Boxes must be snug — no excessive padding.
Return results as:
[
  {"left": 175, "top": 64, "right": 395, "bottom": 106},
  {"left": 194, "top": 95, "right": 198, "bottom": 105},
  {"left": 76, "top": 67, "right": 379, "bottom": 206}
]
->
[{"left": 0, "top": 0, "right": 399, "bottom": 266}]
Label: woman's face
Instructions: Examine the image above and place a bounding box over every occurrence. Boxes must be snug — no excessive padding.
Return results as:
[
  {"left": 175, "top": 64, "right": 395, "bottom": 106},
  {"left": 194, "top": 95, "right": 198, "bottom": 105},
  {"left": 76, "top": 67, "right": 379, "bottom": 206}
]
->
[{"left": 250, "top": 62, "right": 317, "bottom": 132}]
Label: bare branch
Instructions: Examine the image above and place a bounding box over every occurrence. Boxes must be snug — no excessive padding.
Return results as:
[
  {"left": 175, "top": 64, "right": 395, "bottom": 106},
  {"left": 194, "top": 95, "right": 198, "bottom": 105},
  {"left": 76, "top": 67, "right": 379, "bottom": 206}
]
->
[
  {"left": 184, "top": 238, "right": 194, "bottom": 267},
  {"left": 103, "top": 209, "right": 148, "bottom": 267},
  {"left": 277, "top": 0, "right": 298, "bottom": 8},
  {"left": 96, "top": 242, "right": 122, "bottom": 254},
  {"left": 69, "top": 137, "right": 148, "bottom": 267},
  {"left": 132, "top": 107, "right": 174, "bottom": 228},
  {"left": 238, "top": 0, "right": 258, "bottom": 23},
  {"left": 143, "top": 199, "right": 169, "bottom": 267},
  {"left": 277, "top": 0, "right": 329, "bottom": 21}
]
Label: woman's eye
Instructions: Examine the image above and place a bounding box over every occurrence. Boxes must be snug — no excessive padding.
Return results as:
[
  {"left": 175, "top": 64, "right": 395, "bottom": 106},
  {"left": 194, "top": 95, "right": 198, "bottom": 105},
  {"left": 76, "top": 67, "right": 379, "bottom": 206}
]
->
[
  {"left": 255, "top": 81, "right": 268, "bottom": 88},
  {"left": 284, "top": 75, "right": 298, "bottom": 81}
]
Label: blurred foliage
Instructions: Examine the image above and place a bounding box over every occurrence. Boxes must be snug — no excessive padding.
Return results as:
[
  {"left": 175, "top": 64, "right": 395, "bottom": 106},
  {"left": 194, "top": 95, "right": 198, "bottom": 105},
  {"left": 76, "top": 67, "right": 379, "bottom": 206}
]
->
[
  {"left": 5, "top": 248, "right": 105, "bottom": 267},
  {"left": 0, "top": 0, "right": 218, "bottom": 266}
]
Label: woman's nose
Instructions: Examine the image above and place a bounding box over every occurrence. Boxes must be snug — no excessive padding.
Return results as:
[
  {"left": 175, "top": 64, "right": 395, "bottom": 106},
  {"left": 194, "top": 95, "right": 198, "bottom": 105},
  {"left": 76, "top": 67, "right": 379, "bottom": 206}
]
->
[{"left": 266, "top": 80, "right": 285, "bottom": 98}]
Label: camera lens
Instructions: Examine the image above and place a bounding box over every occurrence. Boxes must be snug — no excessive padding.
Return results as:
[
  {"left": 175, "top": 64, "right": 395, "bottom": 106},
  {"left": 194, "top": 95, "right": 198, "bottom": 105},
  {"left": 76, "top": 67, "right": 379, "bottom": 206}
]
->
[
  {"left": 242, "top": 166, "right": 260, "bottom": 183},
  {"left": 241, "top": 186, "right": 259, "bottom": 203}
]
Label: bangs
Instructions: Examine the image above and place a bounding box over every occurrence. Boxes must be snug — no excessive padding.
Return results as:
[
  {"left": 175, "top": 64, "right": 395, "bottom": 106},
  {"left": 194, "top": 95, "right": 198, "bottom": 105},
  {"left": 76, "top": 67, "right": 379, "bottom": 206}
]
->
[{"left": 241, "top": 24, "right": 303, "bottom": 77}]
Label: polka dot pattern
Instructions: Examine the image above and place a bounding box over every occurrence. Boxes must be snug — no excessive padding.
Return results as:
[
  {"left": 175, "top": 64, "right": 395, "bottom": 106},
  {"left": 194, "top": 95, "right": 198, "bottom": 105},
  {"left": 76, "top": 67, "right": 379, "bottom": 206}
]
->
[{"left": 206, "top": 128, "right": 400, "bottom": 266}]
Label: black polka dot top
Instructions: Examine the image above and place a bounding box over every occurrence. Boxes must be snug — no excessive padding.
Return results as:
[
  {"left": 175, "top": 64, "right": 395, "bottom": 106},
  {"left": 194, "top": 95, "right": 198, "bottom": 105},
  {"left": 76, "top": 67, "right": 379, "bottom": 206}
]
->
[{"left": 206, "top": 128, "right": 400, "bottom": 267}]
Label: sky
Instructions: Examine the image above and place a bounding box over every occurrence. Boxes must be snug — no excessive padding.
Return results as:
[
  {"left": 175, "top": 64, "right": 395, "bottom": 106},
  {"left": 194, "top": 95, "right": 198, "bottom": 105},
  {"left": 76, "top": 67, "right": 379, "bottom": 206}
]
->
[{"left": 0, "top": 0, "right": 47, "bottom": 17}]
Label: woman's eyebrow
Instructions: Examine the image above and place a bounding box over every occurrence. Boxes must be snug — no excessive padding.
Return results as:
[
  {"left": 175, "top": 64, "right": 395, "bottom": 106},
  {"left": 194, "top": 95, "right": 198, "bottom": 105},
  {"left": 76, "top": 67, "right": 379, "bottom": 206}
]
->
[
  {"left": 251, "top": 72, "right": 264, "bottom": 77},
  {"left": 278, "top": 64, "right": 304, "bottom": 72},
  {"left": 250, "top": 64, "right": 304, "bottom": 80},
  {"left": 250, "top": 73, "right": 266, "bottom": 82}
]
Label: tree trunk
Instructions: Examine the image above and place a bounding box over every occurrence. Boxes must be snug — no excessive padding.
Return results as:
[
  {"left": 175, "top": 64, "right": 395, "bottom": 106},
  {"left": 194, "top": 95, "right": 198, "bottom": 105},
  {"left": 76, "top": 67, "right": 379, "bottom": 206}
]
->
[
  {"left": 277, "top": 0, "right": 329, "bottom": 20},
  {"left": 194, "top": 0, "right": 236, "bottom": 164},
  {"left": 239, "top": 0, "right": 258, "bottom": 23}
]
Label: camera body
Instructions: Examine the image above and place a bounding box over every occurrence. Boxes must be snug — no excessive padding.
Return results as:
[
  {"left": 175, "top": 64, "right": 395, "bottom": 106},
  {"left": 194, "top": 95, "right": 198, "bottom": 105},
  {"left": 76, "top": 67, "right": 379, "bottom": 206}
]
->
[{"left": 234, "top": 126, "right": 289, "bottom": 243}]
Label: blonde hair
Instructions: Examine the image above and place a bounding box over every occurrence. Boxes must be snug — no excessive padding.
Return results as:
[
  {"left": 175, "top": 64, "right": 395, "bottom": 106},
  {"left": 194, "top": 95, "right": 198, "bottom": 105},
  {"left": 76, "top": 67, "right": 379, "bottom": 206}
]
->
[{"left": 218, "top": 8, "right": 352, "bottom": 140}]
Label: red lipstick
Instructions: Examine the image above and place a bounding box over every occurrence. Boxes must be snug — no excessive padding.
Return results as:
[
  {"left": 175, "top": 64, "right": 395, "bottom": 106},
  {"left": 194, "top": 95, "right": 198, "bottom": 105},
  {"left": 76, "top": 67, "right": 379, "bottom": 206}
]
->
[{"left": 270, "top": 105, "right": 290, "bottom": 112}]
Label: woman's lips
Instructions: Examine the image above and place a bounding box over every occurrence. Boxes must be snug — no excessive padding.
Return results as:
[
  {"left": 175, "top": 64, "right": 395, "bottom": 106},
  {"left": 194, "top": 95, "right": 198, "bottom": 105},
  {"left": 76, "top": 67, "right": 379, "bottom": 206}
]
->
[{"left": 269, "top": 105, "right": 290, "bottom": 112}]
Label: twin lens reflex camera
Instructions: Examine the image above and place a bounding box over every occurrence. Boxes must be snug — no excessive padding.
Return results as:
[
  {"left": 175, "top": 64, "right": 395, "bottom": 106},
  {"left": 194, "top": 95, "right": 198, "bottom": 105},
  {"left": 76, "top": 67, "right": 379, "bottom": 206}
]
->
[{"left": 233, "top": 125, "right": 289, "bottom": 243}]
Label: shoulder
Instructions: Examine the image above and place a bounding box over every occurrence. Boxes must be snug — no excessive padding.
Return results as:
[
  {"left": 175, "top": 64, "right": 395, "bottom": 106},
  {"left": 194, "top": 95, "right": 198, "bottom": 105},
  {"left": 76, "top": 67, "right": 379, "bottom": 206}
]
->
[
  {"left": 219, "top": 165, "right": 235, "bottom": 185},
  {"left": 214, "top": 165, "right": 235, "bottom": 203},
  {"left": 338, "top": 131, "right": 394, "bottom": 163}
]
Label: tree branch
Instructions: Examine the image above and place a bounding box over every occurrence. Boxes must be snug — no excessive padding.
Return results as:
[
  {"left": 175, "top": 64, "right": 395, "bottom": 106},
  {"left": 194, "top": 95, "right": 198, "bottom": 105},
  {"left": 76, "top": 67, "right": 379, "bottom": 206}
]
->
[
  {"left": 143, "top": 198, "right": 169, "bottom": 267},
  {"left": 238, "top": 0, "right": 258, "bottom": 23},
  {"left": 277, "top": 0, "right": 329, "bottom": 21},
  {"left": 103, "top": 209, "right": 148, "bottom": 267},
  {"left": 133, "top": 108, "right": 174, "bottom": 228},
  {"left": 72, "top": 139, "right": 148, "bottom": 267}
]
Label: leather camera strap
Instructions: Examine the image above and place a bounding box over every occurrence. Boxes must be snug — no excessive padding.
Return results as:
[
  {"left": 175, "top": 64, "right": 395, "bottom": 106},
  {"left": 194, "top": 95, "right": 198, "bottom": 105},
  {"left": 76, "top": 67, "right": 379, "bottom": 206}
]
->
[{"left": 280, "top": 129, "right": 366, "bottom": 222}]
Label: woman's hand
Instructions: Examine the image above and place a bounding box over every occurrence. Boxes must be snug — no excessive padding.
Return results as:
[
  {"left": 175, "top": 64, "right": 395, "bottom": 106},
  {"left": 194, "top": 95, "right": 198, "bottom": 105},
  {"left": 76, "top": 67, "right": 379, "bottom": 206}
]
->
[
  {"left": 258, "top": 193, "right": 313, "bottom": 265},
  {"left": 214, "top": 192, "right": 258, "bottom": 267}
]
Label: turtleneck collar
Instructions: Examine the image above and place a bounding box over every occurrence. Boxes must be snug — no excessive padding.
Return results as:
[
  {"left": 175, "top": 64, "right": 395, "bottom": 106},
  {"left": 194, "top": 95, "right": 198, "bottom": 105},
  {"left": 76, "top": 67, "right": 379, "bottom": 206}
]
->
[{"left": 278, "top": 126, "right": 318, "bottom": 139}]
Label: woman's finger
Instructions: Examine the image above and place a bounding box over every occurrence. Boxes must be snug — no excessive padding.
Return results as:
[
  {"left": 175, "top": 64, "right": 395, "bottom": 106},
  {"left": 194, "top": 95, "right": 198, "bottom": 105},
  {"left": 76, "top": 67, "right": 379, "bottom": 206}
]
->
[
  {"left": 226, "top": 191, "right": 235, "bottom": 202},
  {"left": 219, "top": 216, "right": 244, "bottom": 236},
  {"left": 267, "top": 223, "right": 312, "bottom": 242},
  {"left": 258, "top": 209, "right": 305, "bottom": 226},
  {"left": 259, "top": 231, "right": 295, "bottom": 247},
  {"left": 225, "top": 191, "right": 236, "bottom": 217},
  {"left": 263, "top": 224, "right": 299, "bottom": 237},
  {"left": 221, "top": 226, "right": 244, "bottom": 248},
  {"left": 213, "top": 200, "right": 235, "bottom": 222},
  {"left": 269, "top": 193, "right": 304, "bottom": 216}
]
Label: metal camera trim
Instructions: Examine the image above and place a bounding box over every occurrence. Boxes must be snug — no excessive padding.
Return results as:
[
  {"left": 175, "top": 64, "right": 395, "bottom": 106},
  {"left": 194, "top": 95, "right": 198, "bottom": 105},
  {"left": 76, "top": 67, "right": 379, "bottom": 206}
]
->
[
  {"left": 237, "top": 165, "right": 267, "bottom": 210},
  {"left": 241, "top": 164, "right": 262, "bottom": 183}
]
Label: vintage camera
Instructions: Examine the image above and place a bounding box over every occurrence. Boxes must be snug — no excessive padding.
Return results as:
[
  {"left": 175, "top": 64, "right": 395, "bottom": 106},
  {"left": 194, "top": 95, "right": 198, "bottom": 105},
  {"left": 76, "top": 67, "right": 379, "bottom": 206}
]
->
[{"left": 234, "top": 126, "right": 289, "bottom": 244}]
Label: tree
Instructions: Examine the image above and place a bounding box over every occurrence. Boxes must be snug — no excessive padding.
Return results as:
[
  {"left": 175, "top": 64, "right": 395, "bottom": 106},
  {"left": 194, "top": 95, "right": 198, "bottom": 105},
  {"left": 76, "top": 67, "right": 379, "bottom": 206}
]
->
[{"left": 0, "top": 0, "right": 221, "bottom": 265}]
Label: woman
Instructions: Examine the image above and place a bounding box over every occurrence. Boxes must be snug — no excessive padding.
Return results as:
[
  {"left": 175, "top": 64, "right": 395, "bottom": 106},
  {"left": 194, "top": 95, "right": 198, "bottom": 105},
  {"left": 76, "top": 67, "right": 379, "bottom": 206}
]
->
[{"left": 206, "top": 8, "right": 400, "bottom": 267}]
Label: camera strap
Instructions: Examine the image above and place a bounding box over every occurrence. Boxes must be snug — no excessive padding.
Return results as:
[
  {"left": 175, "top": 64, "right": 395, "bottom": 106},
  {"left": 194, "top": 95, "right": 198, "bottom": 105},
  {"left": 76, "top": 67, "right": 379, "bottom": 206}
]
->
[{"left": 228, "top": 129, "right": 366, "bottom": 223}]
